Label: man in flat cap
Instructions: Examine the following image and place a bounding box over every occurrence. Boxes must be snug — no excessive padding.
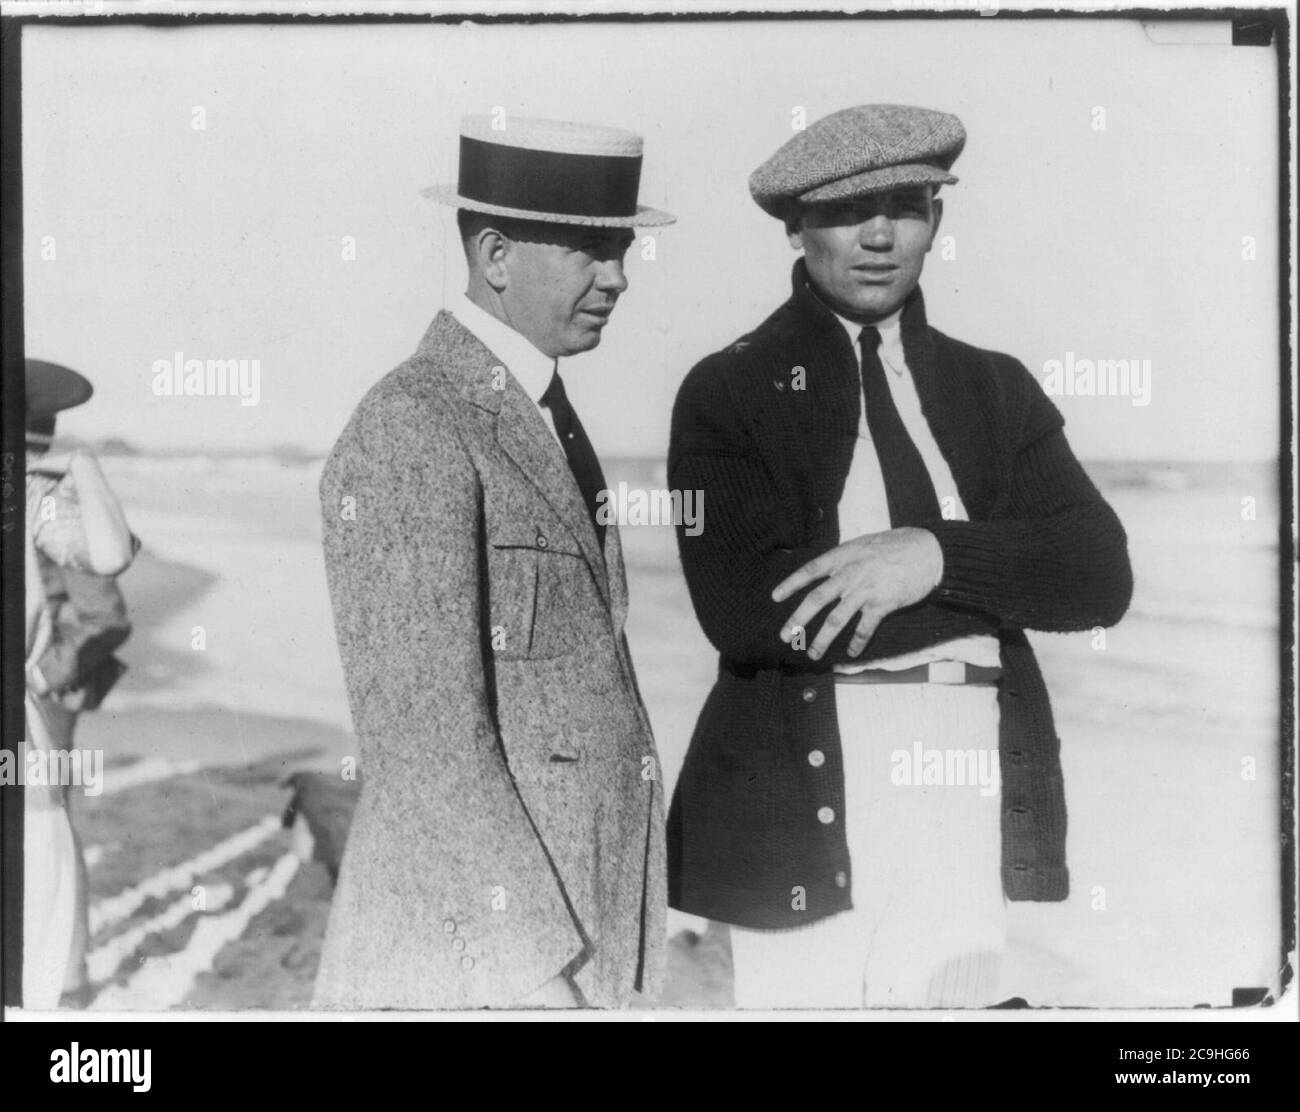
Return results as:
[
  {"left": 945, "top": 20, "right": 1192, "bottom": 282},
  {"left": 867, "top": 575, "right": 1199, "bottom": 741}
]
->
[
  {"left": 315, "top": 115, "right": 673, "bottom": 1009},
  {"left": 667, "top": 104, "right": 1132, "bottom": 1007}
]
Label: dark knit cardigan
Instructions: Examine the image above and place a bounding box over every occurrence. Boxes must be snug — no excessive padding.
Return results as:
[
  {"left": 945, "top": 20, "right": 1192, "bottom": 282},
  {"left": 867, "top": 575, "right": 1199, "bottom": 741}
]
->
[{"left": 666, "top": 261, "right": 1133, "bottom": 930}]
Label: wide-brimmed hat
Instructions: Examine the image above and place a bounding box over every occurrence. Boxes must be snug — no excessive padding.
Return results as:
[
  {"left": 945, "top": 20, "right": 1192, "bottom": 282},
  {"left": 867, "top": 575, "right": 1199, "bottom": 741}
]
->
[
  {"left": 750, "top": 104, "right": 966, "bottom": 219},
  {"left": 26, "top": 359, "right": 93, "bottom": 422},
  {"left": 423, "top": 115, "right": 675, "bottom": 228}
]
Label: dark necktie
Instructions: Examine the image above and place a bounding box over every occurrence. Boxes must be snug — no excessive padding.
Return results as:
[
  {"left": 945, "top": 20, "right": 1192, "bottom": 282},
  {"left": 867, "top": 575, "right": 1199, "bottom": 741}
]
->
[
  {"left": 858, "top": 327, "right": 940, "bottom": 527},
  {"left": 540, "top": 369, "right": 608, "bottom": 551}
]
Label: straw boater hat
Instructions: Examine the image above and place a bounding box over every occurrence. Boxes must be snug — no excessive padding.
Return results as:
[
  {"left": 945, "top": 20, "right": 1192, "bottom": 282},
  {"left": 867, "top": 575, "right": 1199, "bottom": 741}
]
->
[
  {"left": 749, "top": 104, "right": 966, "bottom": 220},
  {"left": 423, "top": 115, "right": 675, "bottom": 228}
]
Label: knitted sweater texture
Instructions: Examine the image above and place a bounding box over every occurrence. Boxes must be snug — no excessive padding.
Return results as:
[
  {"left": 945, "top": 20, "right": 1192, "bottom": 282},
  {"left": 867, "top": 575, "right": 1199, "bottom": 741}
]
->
[{"left": 666, "top": 262, "right": 1133, "bottom": 928}]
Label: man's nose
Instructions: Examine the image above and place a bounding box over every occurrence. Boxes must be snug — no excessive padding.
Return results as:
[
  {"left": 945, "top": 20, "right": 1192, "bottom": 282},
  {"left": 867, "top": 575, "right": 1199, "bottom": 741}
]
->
[
  {"left": 596, "top": 258, "right": 629, "bottom": 295},
  {"left": 858, "top": 216, "right": 894, "bottom": 250}
]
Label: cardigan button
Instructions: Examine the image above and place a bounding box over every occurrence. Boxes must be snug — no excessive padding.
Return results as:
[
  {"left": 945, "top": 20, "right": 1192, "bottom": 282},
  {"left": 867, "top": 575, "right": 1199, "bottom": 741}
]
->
[
  {"left": 452, "top": 938, "right": 467, "bottom": 953},
  {"left": 807, "top": 749, "right": 825, "bottom": 768},
  {"left": 536, "top": 533, "right": 549, "bottom": 549},
  {"left": 817, "top": 806, "right": 835, "bottom": 825},
  {"left": 802, "top": 687, "right": 817, "bottom": 703},
  {"left": 442, "top": 918, "right": 457, "bottom": 934},
  {"left": 460, "top": 955, "right": 475, "bottom": 971}
]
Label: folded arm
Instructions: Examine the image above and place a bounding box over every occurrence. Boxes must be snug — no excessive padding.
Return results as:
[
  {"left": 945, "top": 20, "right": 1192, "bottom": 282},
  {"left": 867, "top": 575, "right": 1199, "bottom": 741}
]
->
[{"left": 669, "top": 366, "right": 997, "bottom": 669}]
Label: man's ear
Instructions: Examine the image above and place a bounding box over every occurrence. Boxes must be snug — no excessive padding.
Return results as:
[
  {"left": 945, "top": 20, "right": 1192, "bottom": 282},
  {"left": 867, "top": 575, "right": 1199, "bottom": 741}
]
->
[
  {"left": 930, "top": 197, "right": 944, "bottom": 240},
  {"left": 784, "top": 209, "right": 804, "bottom": 251},
  {"left": 476, "top": 228, "right": 511, "bottom": 292}
]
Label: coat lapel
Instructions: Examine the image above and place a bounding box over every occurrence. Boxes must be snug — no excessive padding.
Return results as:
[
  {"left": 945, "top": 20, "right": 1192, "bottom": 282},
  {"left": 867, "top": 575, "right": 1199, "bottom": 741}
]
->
[
  {"left": 496, "top": 388, "right": 611, "bottom": 605},
  {"left": 604, "top": 521, "right": 629, "bottom": 632},
  {"left": 422, "top": 311, "right": 612, "bottom": 607},
  {"left": 900, "top": 291, "right": 996, "bottom": 519}
]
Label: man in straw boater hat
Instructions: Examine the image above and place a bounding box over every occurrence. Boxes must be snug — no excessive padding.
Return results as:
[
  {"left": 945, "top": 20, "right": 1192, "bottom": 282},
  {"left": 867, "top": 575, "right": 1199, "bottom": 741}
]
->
[
  {"left": 315, "top": 115, "right": 674, "bottom": 1009},
  {"left": 666, "top": 105, "right": 1132, "bottom": 1008}
]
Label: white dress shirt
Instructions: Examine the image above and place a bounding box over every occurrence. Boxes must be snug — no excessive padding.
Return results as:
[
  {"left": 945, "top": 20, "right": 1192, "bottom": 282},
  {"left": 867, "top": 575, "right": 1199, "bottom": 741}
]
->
[
  {"left": 828, "top": 304, "right": 1000, "bottom": 672},
  {"left": 450, "top": 292, "right": 563, "bottom": 447}
]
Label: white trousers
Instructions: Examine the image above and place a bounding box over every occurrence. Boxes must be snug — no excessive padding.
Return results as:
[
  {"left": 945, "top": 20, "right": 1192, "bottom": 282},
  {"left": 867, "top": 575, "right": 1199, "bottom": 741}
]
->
[{"left": 730, "top": 682, "right": 1006, "bottom": 1009}]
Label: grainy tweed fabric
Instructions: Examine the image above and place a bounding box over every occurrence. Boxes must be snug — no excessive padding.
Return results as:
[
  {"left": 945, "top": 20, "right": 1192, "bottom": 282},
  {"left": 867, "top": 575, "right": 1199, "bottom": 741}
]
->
[
  {"left": 749, "top": 104, "right": 966, "bottom": 217},
  {"left": 313, "top": 311, "right": 665, "bottom": 1009},
  {"left": 666, "top": 261, "right": 1133, "bottom": 930}
]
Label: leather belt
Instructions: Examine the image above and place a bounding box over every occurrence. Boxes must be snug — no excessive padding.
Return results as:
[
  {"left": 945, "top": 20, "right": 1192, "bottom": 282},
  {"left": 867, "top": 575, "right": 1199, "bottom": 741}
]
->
[{"left": 834, "top": 661, "right": 1003, "bottom": 687}]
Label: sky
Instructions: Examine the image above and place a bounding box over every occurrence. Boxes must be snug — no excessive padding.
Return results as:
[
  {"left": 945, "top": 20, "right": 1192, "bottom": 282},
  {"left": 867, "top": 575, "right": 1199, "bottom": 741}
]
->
[{"left": 20, "top": 16, "right": 1282, "bottom": 461}]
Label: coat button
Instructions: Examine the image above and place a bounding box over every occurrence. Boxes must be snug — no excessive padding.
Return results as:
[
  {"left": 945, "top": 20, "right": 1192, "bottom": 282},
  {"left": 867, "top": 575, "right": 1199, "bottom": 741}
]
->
[
  {"left": 460, "top": 955, "right": 475, "bottom": 971},
  {"left": 814, "top": 506, "right": 824, "bottom": 521},
  {"left": 773, "top": 379, "right": 786, "bottom": 392},
  {"left": 536, "top": 533, "right": 549, "bottom": 549},
  {"left": 817, "top": 806, "right": 835, "bottom": 824},
  {"left": 834, "top": 871, "right": 848, "bottom": 888},
  {"left": 442, "top": 918, "right": 456, "bottom": 934},
  {"left": 802, "top": 687, "right": 817, "bottom": 703},
  {"left": 452, "top": 938, "right": 467, "bottom": 953},
  {"left": 807, "top": 749, "right": 825, "bottom": 767}
]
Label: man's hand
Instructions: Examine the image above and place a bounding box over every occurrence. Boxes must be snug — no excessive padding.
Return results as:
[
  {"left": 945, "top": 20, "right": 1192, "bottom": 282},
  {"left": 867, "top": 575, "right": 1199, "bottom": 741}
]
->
[
  {"left": 772, "top": 527, "right": 944, "bottom": 661},
  {"left": 513, "top": 972, "right": 581, "bottom": 1009}
]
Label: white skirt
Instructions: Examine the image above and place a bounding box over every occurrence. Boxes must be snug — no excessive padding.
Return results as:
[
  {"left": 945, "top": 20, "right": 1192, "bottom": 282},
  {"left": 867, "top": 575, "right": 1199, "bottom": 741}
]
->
[{"left": 22, "top": 692, "right": 79, "bottom": 1009}]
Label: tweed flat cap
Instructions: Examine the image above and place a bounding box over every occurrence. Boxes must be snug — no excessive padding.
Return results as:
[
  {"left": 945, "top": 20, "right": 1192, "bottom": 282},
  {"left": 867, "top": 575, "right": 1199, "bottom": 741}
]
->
[{"left": 749, "top": 104, "right": 966, "bottom": 218}]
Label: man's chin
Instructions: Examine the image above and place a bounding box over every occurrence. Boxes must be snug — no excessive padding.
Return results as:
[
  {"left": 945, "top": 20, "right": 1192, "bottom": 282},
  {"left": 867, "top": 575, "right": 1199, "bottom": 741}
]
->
[
  {"left": 562, "top": 327, "right": 607, "bottom": 355},
  {"left": 838, "top": 287, "right": 909, "bottom": 323}
]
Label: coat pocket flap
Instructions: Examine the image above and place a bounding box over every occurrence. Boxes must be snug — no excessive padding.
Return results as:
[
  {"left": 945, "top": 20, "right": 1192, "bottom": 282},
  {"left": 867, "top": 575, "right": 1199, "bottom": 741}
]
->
[{"left": 488, "top": 522, "right": 583, "bottom": 558}]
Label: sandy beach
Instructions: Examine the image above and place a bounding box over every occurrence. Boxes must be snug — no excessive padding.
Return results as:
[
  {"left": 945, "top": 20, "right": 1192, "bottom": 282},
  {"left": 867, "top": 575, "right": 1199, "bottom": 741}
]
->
[{"left": 51, "top": 452, "right": 1283, "bottom": 1011}]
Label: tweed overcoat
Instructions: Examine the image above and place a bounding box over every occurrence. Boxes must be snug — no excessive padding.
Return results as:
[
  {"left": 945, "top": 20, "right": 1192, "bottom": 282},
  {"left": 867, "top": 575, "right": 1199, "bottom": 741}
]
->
[{"left": 313, "top": 311, "right": 665, "bottom": 1010}]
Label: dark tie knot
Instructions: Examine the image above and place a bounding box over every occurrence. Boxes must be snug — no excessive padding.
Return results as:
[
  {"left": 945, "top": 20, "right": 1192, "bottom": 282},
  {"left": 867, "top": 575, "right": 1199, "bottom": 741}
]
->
[
  {"left": 540, "top": 370, "right": 566, "bottom": 411},
  {"left": 858, "top": 326, "right": 883, "bottom": 354}
]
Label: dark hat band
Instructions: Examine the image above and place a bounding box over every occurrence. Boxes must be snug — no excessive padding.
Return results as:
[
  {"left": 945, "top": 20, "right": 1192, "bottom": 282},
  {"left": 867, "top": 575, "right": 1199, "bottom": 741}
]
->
[{"left": 458, "top": 135, "right": 642, "bottom": 220}]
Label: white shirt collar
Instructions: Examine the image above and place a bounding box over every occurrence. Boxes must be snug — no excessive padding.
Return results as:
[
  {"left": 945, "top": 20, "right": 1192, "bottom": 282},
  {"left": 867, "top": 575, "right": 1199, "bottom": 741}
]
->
[
  {"left": 450, "top": 291, "right": 557, "bottom": 404},
  {"left": 803, "top": 279, "right": 907, "bottom": 376},
  {"left": 830, "top": 305, "right": 905, "bottom": 375}
]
